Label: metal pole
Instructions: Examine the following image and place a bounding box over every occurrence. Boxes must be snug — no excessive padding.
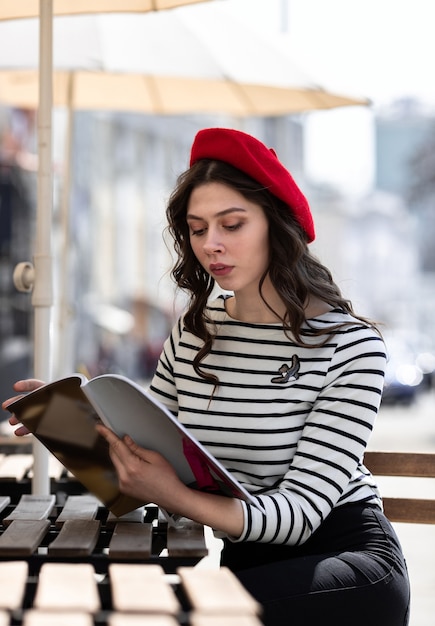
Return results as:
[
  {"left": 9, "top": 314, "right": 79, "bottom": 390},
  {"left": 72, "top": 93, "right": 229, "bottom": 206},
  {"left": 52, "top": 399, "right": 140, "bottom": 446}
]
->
[
  {"left": 55, "top": 83, "right": 75, "bottom": 378},
  {"left": 32, "top": 0, "right": 54, "bottom": 494}
]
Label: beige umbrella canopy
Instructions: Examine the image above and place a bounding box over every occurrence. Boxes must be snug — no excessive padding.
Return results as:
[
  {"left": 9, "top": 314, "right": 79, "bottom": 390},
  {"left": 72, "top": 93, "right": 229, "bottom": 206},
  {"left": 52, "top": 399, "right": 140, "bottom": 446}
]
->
[
  {"left": 0, "top": 69, "right": 367, "bottom": 116},
  {"left": 0, "top": 0, "right": 209, "bottom": 19},
  {"left": 0, "top": 7, "right": 368, "bottom": 115}
]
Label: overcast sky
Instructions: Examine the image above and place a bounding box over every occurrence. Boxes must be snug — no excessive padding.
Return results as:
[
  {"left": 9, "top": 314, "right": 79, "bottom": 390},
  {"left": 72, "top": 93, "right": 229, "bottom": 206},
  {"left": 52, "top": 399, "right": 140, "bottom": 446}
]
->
[
  {"left": 225, "top": 0, "right": 435, "bottom": 105},
  {"left": 223, "top": 0, "right": 435, "bottom": 193}
]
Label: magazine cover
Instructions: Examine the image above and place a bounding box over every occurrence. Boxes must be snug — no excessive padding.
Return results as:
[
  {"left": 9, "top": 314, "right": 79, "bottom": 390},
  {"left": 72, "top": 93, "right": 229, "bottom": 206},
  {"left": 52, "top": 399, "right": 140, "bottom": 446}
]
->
[{"left": 8, "top": 374, "right": 261, "bottom": 517}]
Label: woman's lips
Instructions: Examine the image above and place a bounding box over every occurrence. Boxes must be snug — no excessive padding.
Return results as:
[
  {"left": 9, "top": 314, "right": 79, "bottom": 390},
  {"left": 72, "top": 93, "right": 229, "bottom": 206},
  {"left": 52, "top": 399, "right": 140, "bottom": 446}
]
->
[{"left": 209, "top": 263, "right": 233, "bottom": 277}]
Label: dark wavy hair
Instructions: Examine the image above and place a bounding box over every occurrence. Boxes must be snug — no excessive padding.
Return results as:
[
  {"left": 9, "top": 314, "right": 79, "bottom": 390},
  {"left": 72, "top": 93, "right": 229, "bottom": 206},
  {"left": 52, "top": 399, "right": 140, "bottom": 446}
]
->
[{"left": 166, "top": 159, "right": 377, "bottom": 381}]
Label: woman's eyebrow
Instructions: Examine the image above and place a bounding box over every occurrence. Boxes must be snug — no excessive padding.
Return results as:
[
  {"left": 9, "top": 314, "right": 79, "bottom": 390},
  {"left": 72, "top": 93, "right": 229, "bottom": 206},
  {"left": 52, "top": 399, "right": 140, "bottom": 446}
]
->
[{"left": 186, "top": 207, "right": 247, "bottom": 221}]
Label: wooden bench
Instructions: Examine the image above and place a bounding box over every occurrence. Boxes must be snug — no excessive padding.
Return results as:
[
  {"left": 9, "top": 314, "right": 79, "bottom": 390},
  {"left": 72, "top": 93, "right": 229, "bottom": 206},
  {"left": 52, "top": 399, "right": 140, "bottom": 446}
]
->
[
  {"left": 0, "top": 561, "right": 264, "bottom": 625},
  {"left": 0, "top": 494, "right": 208, "bottom": 569},
  {"left": 364, "top": 451, "right": 435, "bottom": 524}
]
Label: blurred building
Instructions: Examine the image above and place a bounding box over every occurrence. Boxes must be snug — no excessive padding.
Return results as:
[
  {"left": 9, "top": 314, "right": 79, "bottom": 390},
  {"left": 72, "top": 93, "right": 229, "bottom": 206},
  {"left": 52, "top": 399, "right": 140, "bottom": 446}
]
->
[
  {"left": 2, "top": 101, "right": 434, "bottom": 386},
  {"left": 2, "top": 106, "right": 308, "bottom": 383},
  {"left": 59, "top": 112, "right": 306, "bottom": 377},
  {"left": 375, "top": 99, "right": 432, "bottom": 196},
  {"left": 0, "top": 108, "right": 36, "bottom": 405},
  {"left": 374, "top": 99, "right": 435, "bottom": 350}
]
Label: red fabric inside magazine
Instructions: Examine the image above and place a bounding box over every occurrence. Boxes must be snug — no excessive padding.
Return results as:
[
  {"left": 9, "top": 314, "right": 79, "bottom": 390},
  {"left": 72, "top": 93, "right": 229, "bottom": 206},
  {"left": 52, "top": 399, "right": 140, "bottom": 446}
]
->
[{"left": 182, "top": 438, "right": 222, "bottom": 493}]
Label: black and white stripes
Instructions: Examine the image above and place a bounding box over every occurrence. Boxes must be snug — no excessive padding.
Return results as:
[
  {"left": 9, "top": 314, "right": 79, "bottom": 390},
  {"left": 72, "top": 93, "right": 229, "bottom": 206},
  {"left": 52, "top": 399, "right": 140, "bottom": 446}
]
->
[{"left": 149, "top": 296, "right": 386, "bottom": 546}]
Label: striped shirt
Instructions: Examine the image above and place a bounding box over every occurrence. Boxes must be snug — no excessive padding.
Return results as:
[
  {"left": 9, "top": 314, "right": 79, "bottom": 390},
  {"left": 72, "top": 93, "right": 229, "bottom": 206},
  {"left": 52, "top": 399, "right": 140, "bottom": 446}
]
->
[{"left": 149, "top": 295, "right": 386, "bottom": 546}]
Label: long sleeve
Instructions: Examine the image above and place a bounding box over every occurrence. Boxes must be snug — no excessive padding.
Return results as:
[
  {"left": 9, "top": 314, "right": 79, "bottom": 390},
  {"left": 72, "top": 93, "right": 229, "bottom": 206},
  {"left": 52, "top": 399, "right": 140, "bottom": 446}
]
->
[
  {"left": 235, "top": 329, "right": 386, "bottom": 545},
  {"left": 149, "top": 298, "right": 386, "bottom": 546}
]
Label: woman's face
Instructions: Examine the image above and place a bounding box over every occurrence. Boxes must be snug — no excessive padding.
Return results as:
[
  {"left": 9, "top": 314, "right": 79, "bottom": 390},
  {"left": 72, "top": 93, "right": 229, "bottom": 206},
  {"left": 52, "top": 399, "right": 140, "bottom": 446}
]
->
[{"left": 186, "top": 182, "right": 270, "bottom": 296}]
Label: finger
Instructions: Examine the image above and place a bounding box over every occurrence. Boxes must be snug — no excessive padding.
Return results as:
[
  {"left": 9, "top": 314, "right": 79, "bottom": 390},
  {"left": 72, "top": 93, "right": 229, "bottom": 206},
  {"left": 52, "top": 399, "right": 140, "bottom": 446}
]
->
[
  {"left": 2, "top": 378, "right": 45, "bottom": 408},
  {"left": 111, "top": 432, "right": 166, "bottom": 466},
  {"left": 95, "top": 423, "right": 119, "bottom": 443},
  {"left": 2, "top": 380, "right": 45, "bottom": 412},
  {"left": 12, "top": 425, "right": 31, "bottom": 437},
  {"left": 96, "top": 424, "right": 136, "bottom": 451},
  {"left": 96, "top": 424, "right": 128, "bottom": 458},
  {"left": 96, "top": 425, "right": 151, "bottom": 469},
  {"left": 121, "top": 435, "right": 159, "bottom": 464},
  {"left": 123, "top": 434, "right": 141, "bottom": 453},
  {"left": 13, "top": 379, "right": 45, "bottom": 393},
  {"left": 2, "top": 397, "right": 22, "bottom": 411}
]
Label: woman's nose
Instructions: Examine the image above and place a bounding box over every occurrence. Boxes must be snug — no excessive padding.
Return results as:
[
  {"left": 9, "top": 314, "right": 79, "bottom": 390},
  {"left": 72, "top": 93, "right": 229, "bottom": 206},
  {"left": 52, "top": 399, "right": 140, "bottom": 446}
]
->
[{"left": 203, "top": 230, "right": 223, "bottom": 254}]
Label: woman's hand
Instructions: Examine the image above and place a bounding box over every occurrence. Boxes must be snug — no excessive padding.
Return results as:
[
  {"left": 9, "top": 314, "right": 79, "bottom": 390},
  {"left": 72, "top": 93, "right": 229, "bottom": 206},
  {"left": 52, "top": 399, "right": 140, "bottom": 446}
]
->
[
  {"left": 95, "top": 423, "right": 189, "bottom": 513},
  {"left": 2, "top": 379, "right": 45, "bottom": 436},
  {"left": 96, "top": 422, "right": 245, "bottom": 537}
]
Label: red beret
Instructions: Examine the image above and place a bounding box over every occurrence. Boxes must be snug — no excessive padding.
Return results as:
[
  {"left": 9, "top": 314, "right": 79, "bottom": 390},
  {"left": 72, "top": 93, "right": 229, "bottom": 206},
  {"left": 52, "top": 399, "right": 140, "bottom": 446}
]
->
[{"left": 189, "top": 127, "right": 315, "bottom": 242}]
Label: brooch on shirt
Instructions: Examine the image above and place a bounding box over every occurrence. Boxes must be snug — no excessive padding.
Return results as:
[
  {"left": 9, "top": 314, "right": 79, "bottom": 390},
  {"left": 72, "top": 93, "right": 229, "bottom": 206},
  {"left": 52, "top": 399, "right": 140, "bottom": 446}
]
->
[{"left": 271, "top": 355, "right": 300, "bottom": 384}]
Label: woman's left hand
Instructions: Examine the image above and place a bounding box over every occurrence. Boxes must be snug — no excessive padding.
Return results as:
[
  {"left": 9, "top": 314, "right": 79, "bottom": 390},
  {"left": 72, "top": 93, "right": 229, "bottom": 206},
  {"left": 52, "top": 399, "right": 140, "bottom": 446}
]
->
[
  {"left": 95, "top": 423, "right": 188, "bottom": 512},
  {"left": 96, "top": 423, "right": 245, "bottom": 537}
]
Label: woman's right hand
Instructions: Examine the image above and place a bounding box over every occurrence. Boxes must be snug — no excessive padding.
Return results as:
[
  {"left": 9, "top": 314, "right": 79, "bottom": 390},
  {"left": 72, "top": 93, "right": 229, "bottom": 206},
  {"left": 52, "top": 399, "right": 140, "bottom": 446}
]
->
[{"left": 2, "top": 379, "right": 46, "bottom": 436}]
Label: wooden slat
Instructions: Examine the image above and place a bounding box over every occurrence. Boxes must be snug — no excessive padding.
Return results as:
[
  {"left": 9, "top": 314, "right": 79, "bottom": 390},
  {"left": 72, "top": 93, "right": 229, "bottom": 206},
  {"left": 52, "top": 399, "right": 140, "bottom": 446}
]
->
[
  {"left": 34, "top": 563, "right": 101, "bottom": 612},
  {"left": 23, "top": 610, "right": 94, "bottom": 626},
  {"left": 108, "top": 522, "right": 153, "bottom": 560},
  {"left": 106, "top": 506, "right": 145, "bottom": 527},
  {"left": 178, "top": 567, "right": 261, "bottom": 616},
  {"left": 167, "top": 518, "right": 208, "bottom": 558},
  {"left": 108, "top": 615, "right": 179, "bottom": 626},
  {"left": 2, "top": 494, "right": 55, "bottom": 526},
  {"left": 0, "top": 611, "right": 9, "bottom": 626},
  {"left": 365, "top": 451, "right": 435, "bottom": 477},
  {"left": 109, "top": 563, "right": 180, "bottom": 614},
  {"left": 364, "top": 451, "right": 435, "bottom": 523},
  {"left": 0, "top": 497, "right": 10, "bottom": 515},
  {"left": 0, "top": 560, "right": 28, "bottom": 609},
  {"left": 55, "top": 495, "right": 100, "bottom": 527},
  {"left": 383, "top": 497, "right": 435, "bottom": 524},
  {"left": 190, "top": 615, "right": 265, "bottom": 626},
  {"left": 0, "top": 519, "right": 50, "bottom": 556},
  {"left": 48, "top": 519, "right": 101, "bottom": 557}
]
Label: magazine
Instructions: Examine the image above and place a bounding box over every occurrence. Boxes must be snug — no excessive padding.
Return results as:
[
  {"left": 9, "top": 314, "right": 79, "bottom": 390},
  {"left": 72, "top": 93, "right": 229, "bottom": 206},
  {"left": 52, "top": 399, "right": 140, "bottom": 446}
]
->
[{"left": 7, "top": 373, "right": 261, "bottom": 518}]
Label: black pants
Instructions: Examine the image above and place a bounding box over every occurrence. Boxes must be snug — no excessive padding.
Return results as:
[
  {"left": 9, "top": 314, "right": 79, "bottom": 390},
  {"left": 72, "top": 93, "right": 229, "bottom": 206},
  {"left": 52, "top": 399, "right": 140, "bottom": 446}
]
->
[{"left": 221, "top": 503, "right": 410, "bottom": 626}]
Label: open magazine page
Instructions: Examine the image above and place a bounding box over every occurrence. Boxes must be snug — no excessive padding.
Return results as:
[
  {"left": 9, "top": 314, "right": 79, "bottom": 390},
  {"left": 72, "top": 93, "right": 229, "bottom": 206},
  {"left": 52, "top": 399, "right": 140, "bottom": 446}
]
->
[
  {"left": 8, "top": 373, "right": 263, "bottom": 518},
  {"left": 83, "top": 375, "right": 196, "bottom": 485},
  {"left": 82, "top": 374, "right": 261, "bottom": 509},
  {"left": 7, "top": 376, "right": 144, "bottom": 517}
]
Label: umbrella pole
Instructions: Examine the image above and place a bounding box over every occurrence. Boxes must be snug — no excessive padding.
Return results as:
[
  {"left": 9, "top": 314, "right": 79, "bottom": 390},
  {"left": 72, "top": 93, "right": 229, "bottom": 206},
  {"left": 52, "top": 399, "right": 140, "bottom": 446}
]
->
[
  {"left": 56, "top": 89, "right": 75, "bottom": 379},
  {"left": 32, "top": 0, "right": 54, "bottom": 495}
]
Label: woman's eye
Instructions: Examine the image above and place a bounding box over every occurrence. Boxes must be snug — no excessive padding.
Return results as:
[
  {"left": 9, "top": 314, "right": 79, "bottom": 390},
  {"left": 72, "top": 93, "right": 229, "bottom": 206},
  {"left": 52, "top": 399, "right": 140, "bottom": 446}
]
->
[
  {"left": 225, "top": 222, "right": 242, "bottom": 231},
  {"left": 190, "top": 227, "right": 206, "bottom": 236},
  {"left": 189, "top": 222, "right": 242, "bottom": 236}
]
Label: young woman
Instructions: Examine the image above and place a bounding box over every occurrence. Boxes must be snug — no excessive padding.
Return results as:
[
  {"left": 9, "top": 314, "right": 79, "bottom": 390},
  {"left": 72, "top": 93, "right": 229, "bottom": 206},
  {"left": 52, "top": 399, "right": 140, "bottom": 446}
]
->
[{"left": 5, "top": 128, "right": 410, "bottom": 625}]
